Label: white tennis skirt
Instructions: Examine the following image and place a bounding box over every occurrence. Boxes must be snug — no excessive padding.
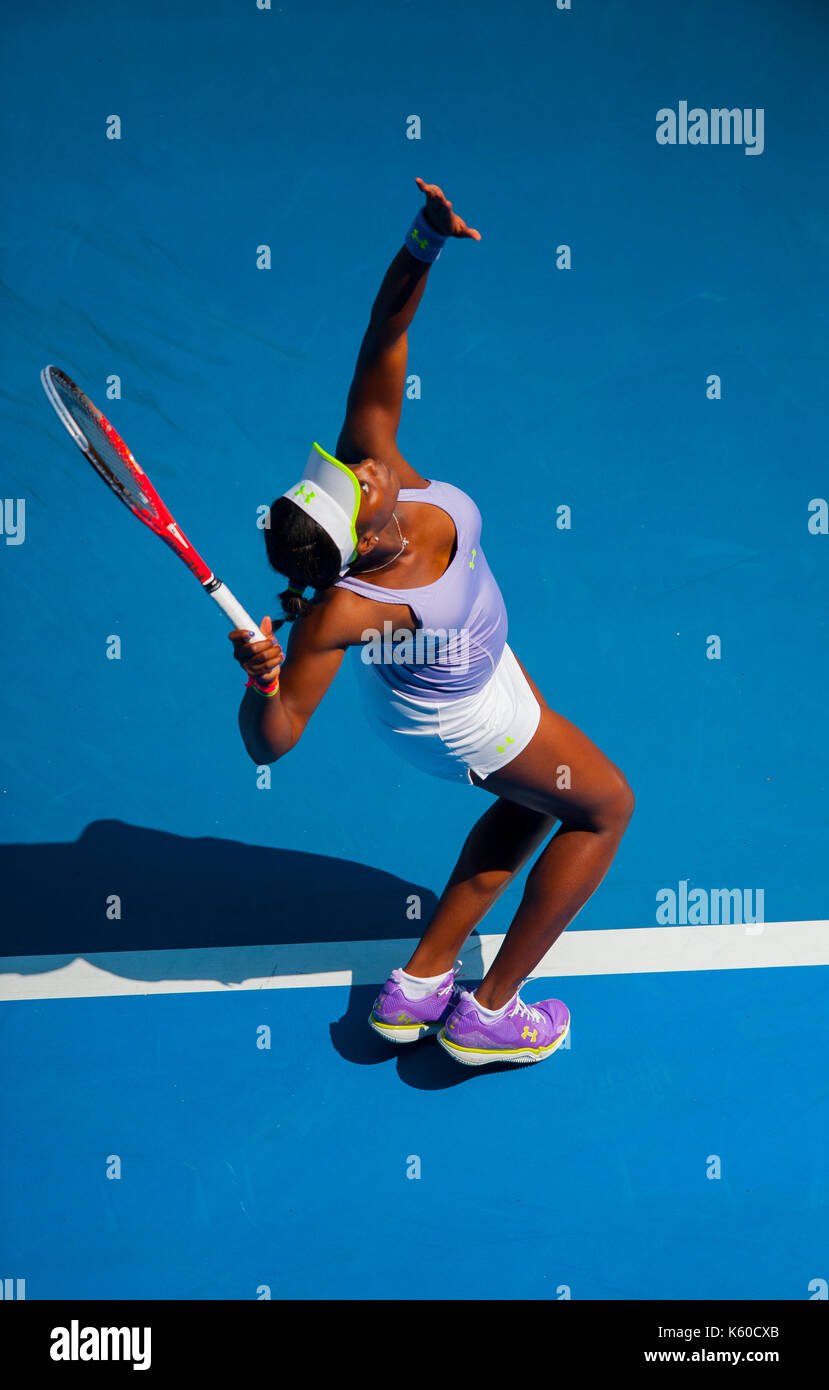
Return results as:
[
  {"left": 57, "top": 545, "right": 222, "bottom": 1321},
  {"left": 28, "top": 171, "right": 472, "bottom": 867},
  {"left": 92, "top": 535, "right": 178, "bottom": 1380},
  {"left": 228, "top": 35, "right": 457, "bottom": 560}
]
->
[{"left": 357, "top": 642, "right": 542, "bottom": 784}]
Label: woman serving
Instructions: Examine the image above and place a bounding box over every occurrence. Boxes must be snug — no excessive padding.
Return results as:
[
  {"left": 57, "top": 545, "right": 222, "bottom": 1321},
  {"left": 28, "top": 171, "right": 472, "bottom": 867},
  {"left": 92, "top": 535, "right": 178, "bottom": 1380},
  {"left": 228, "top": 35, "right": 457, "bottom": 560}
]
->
[{"left": 229, "top": 178, "right": 634, "bottom": 1067}]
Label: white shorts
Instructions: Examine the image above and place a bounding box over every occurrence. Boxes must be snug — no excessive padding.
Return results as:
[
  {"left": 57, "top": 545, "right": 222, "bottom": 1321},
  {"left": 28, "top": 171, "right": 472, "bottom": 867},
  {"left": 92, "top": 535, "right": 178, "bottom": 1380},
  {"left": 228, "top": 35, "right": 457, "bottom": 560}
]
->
[{"left": 357, "top": 642, "right": 542, "bottom": 784}]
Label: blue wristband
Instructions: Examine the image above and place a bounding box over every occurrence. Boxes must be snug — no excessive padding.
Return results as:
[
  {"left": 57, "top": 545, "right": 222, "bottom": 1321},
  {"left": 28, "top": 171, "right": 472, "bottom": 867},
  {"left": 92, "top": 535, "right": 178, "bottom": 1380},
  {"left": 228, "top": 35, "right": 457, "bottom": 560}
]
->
[{"left": 405, "top": 206, "right": 447, "bottom": 263}]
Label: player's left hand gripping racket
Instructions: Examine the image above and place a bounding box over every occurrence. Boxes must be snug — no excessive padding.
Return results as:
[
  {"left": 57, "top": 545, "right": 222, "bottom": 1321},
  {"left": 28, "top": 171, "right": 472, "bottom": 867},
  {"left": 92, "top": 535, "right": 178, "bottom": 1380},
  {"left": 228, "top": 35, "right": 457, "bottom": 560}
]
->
[{"left": 40, "top": 365, "right": 267, "bottom": 644}]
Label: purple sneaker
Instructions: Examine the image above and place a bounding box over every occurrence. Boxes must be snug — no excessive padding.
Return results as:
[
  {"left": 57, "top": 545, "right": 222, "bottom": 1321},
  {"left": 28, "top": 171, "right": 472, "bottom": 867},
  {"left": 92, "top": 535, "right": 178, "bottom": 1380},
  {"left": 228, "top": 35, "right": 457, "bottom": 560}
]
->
[
  {"left": 369, "top": 963, "right": 463, "bottom": 1043},
  {"left": 438, "top": 987, "right": 570, "bottom": 1066}
]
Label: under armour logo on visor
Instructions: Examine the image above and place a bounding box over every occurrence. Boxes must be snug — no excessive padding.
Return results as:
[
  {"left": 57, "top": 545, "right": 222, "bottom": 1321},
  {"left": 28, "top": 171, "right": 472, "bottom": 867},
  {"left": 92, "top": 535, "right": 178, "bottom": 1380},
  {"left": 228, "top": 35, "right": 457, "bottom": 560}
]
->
[{"left": 294, "top": 485, "right": 316, "bottom": 503}]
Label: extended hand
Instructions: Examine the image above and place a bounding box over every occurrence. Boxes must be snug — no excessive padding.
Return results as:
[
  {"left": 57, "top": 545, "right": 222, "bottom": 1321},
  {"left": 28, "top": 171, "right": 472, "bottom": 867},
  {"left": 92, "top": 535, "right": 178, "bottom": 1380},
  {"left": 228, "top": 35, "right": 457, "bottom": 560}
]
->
[{"left": 415, "top": 177, "right": 481, "bottom": 240}]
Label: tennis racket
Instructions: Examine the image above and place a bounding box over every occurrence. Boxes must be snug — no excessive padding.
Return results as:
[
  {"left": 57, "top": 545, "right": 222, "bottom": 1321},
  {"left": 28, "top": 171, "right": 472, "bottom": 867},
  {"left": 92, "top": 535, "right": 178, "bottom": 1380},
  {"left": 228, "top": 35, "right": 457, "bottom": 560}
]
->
[{"left": 40, "top": 365, "right": 266, "bottom": 644}]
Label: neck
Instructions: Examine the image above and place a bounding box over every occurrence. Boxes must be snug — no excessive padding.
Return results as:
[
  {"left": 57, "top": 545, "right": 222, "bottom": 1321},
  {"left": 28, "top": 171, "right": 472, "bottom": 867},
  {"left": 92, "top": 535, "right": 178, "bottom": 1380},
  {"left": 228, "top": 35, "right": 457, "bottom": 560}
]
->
[{"left": 352, "top": 512, "right": 408, "bottom": 574}]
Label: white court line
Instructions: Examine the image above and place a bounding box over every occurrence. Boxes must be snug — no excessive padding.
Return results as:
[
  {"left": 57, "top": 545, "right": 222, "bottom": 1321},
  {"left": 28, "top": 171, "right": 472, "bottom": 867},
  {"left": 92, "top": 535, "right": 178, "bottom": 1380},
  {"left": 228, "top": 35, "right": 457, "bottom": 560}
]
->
[{"left": 0, "top": 920, "right": 827, "bottom": 1002}]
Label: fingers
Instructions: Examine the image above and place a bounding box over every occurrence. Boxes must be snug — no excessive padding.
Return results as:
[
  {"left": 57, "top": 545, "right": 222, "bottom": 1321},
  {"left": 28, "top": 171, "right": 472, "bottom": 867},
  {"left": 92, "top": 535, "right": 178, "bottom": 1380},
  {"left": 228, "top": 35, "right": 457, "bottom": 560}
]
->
[
  {"left": 415, "top": 176, "right": 449, "bottom": 205},
  {"left": 228, "top": 627, "right": 274, "bottom": 647},
  {"left": 228, "top": 616, "right": 274, "bottom": 648},
  {"left": 416, "top": 177, "right": 481, "bottom": 240},
  {"left": 228, "top": 625, "right": 283, "bottom": 678},
  {"left": 247, "top": 648, "right": 283, "bottom": 680},
  {"left": 228, "top": 632, "right": 279, "bottom": 655}
]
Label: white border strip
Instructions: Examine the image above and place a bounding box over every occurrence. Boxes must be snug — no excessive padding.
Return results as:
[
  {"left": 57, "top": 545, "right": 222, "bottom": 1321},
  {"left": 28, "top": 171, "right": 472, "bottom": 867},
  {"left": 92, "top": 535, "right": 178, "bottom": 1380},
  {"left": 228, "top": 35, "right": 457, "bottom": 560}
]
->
[{"left": 0, "top": 920, "right": 827, "bottom": 1002}]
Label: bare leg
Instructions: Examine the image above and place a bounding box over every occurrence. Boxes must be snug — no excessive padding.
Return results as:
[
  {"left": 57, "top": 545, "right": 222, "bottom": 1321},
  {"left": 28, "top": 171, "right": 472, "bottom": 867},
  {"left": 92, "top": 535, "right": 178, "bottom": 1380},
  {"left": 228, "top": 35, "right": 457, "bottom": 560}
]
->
[
  {"left": 404, "top": 798, "right": 556, "bottom": 978},
  {"left": 470, "top": 698, "right": 635, "bottom": 1010},
  {"left": 404, "top": 654, "right": 633, "bottom": 1006}
]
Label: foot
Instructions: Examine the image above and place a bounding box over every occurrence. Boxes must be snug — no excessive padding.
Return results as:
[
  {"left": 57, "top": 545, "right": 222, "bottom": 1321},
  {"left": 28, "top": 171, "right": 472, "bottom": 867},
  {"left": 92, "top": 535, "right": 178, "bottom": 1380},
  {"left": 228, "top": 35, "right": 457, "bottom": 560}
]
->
[
  {"left": 438, "top": 988, "right": 569, "bottom": 1066},
  {"left": 368, "top": 962, "right": 463, "bottom": 1044}
]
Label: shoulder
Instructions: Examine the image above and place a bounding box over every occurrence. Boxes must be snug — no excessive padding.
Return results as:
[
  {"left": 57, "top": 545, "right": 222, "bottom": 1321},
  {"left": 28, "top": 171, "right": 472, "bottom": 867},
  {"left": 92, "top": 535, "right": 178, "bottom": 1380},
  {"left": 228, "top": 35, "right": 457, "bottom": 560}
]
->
[
  {"left": 289, "top": 583, "right": 382, "bottom": 652},
  {"left": 337, "top": 434, "right": 428, "bottom": 491},
  {"left": 424, "top": 479, "right": 482, "bottom": 525},
  {"left": 376, "top": 442, "right": 428, "bottom": 490}
]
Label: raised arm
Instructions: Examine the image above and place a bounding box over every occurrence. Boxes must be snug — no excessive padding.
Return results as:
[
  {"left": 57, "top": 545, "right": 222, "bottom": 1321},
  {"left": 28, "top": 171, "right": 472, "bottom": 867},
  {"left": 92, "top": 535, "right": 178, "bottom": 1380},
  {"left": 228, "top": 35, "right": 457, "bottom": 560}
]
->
[
  {"left": 336, "top": 178, "right": 480, "bottom": 481},
  {"left": 230, "top": 182, "right": 481, "bottom": 764}
]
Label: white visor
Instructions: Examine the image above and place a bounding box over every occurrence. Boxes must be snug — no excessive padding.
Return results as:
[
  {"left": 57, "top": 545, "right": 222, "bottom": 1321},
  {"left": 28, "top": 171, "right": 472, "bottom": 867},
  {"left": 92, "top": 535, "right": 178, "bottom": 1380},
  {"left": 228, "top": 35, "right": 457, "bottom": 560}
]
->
[{"left": 281, "top": 443, "right": 362, "bottom": 577}]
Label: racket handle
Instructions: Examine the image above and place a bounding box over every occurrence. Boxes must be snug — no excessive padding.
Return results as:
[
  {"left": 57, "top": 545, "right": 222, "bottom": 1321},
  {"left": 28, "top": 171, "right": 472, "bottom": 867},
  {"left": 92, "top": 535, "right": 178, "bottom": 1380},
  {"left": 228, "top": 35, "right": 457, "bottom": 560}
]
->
[{"left": 205, "top": 578, "right": 267, "bottom": 645}]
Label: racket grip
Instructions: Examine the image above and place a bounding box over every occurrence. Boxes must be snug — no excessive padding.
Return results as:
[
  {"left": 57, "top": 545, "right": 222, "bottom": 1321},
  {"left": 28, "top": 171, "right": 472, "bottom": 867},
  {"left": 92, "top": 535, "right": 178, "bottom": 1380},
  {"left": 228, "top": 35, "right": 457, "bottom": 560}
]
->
[{"left": 205, "top": 579, "right": 267, "bottom": 645}]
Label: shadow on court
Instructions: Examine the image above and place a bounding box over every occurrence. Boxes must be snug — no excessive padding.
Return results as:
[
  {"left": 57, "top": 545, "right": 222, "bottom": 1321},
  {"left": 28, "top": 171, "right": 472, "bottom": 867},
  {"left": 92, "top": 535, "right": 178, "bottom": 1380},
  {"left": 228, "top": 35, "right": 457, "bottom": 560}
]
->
[
  {"left": 0, "top": 819, "right": 498, "bottom": 1084},
  {"left": 329, "top": 986, "right": 536, "bottom": 1089},
  {"left": 0, "top": 818, "right": 455, "bottom": 973}
]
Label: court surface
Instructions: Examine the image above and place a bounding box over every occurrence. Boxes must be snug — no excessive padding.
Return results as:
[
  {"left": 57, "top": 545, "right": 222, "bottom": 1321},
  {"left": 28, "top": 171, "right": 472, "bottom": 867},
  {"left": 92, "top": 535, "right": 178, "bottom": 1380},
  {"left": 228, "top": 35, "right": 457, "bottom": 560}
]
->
[{"left": 1, "top": 0, "right": 827, "bottom": 1300}]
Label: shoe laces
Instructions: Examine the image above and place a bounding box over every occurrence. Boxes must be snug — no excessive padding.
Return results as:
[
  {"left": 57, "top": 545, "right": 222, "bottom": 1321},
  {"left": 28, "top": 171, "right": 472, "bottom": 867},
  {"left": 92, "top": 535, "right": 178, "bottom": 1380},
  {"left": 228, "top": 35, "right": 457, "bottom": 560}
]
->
[
  {"left": 437, "top": 959, "right": 464, "bottom": 999},
  {"left": 508, "top": 994, "right": 543, "bottom": 1025}
]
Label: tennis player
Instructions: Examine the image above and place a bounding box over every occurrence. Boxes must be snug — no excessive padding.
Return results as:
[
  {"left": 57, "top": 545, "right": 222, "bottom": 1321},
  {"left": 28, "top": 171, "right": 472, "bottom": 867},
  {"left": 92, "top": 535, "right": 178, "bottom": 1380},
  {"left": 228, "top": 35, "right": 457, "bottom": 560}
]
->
[{"left": 229, "top": 178, "right": 634, "bottom": 1066}]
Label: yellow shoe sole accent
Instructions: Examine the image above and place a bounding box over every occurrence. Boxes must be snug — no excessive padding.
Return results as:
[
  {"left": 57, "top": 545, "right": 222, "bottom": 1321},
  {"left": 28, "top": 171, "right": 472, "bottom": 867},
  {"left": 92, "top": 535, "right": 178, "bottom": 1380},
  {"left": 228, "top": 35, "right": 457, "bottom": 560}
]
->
[
  {"left": 437, "top": 1020, "right": 569, "bottom": 1066},
  {"left": 367, "top": 1011, "right": 439, "bottom": 1044}
]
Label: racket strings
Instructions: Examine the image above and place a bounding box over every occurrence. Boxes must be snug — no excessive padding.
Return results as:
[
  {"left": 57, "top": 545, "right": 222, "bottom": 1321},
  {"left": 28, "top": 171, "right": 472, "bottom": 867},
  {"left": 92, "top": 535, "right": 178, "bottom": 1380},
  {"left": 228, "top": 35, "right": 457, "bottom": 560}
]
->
[{"left": 47, "top": 370, "right": 159, "bottom": 520}]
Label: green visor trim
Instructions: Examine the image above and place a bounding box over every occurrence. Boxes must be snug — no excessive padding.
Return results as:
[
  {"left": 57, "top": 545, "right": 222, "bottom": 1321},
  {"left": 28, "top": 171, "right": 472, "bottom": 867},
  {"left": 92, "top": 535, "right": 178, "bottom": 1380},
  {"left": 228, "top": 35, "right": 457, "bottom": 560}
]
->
[
  {"left": 281, "top": 443, "right": 363, "bottom": 574},
  {"left": 309, "top": 442, "right": 361, "bottom": 558}
]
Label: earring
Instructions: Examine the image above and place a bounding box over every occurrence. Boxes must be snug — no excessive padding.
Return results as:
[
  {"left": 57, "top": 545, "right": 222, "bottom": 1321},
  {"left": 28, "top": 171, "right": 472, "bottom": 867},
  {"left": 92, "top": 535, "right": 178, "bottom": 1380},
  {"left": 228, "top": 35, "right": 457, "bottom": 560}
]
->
[{"left": 361, "top": 482, "right": 369, "bottom": 493}]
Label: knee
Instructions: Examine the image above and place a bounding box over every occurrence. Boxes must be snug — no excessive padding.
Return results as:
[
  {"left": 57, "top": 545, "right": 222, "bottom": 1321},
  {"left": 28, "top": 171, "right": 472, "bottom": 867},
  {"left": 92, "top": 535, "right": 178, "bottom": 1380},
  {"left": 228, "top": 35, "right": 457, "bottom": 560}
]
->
[
  {"left": 603, "top": 770, "right": 635, "bottom": 831},
  {"left": 579, "top": 768, "right": 634, "bottom": 835},
  {"left": 556, "top": 768, "right": 634, "bottom": 835}
]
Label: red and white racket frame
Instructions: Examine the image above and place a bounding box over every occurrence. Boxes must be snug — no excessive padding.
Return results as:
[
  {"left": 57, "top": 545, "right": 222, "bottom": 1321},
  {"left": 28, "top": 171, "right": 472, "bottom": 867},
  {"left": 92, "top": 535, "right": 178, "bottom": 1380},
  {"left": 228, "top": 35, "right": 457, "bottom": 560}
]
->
[{"left": 40, "top": 366, "right": 267, "bottom": 645}]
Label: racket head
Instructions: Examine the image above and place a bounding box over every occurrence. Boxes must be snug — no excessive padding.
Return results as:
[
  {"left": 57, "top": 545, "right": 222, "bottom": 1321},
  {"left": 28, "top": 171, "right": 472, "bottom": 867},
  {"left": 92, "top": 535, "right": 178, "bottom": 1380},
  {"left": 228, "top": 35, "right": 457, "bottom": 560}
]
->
[
  {"left": 41, "top": 365, "right": 212, "bottom": 583},
  {"left": 41, "top": 365, "right": 162, "bottom": 523}
]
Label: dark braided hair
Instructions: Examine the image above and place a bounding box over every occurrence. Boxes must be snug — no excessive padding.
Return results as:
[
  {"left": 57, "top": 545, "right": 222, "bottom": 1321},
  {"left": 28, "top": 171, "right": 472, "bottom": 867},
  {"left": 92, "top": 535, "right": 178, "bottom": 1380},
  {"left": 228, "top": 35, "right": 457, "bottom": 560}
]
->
[{"left": 265, "top": 497, "right": 343, "bottom": 628}]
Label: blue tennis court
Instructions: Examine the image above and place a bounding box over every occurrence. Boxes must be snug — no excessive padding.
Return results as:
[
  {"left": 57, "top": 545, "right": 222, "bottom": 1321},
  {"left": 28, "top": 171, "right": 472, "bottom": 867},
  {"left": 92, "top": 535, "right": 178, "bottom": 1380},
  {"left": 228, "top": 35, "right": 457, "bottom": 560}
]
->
[{"left": 1, "top": 0, "right": 827, "bottom": 1301}]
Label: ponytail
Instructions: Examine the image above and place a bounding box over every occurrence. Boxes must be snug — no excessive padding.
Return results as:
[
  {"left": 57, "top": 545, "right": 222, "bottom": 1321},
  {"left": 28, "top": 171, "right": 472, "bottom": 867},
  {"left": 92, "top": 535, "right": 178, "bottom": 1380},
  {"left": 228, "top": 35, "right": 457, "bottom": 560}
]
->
[
  {"left": 273, "top": 584, "right": 315, "bottom": 630},
  {"left": 265, "top": 496, "right": 343, "bottom": 628}
]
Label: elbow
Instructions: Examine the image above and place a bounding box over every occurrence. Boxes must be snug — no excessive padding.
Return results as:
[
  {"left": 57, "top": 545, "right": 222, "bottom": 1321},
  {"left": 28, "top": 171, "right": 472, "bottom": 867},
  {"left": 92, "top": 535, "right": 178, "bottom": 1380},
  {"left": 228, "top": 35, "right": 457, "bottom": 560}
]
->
[
  {"left": 245, "top": 730, "right": 299, "bottom": 766},
  {"left": 249, "top": 750, "right": 276, "bottom": 767},
  {"left": 239, "top": 707, "right": 302, "bottom": 766},
  {"left": 247, "top": 743, "right": 283, "bottom": 767}
]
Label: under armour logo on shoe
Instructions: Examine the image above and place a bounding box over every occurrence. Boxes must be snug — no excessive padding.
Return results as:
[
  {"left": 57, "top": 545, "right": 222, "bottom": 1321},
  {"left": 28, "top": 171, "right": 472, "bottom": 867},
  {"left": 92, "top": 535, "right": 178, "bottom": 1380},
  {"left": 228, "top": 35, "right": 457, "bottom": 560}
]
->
[
  {"left": 521, "top": 1026, "right": 538, "bottom": 1042},
  {"left": 294, "top": 484, "right": 316, "bottom": 503},
  {"left": 495, "top": 736, "right": 515, "bottom": 754},
  {"left": 397, "top": 1013, "right": 412, "bottom": 1023}
]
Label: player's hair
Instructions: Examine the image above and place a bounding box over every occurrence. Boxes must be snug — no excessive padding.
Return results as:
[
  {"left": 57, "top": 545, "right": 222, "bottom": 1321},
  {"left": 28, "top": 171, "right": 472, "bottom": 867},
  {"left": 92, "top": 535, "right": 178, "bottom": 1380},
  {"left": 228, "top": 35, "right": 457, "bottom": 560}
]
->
[{"left": 265, "top": 497, "right": 343, "bottom": 626}]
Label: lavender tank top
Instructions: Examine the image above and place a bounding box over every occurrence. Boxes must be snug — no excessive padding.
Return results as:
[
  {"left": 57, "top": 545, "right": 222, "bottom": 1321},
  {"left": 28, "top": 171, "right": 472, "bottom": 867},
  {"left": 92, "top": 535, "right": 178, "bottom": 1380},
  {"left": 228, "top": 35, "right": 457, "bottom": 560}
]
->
[{"left": 335, "top": 479, "right": 508, "bottom": 702}]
